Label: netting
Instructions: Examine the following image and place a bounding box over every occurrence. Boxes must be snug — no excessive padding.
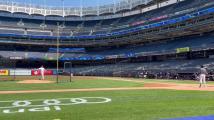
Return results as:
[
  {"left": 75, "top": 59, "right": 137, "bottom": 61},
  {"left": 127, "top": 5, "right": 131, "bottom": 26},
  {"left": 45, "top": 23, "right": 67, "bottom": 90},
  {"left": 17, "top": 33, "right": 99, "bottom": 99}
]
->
[{"left": 56, "top": 62, "right": 73, "bottom": 83}]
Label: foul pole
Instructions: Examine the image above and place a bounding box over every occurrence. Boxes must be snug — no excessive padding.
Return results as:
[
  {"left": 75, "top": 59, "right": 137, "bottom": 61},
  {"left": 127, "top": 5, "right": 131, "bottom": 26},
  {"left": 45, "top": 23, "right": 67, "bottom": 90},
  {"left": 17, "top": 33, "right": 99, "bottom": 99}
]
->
[{"left": 56, "top": 23, "right": 60, "bottom": 83}]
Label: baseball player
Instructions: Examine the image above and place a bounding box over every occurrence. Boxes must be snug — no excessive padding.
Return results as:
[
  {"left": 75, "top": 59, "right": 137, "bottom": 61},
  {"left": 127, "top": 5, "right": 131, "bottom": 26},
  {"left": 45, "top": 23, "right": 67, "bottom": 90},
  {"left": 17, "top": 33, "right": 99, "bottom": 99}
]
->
[
  {"left": 199, "top": 65, "right": 208, "bottom": 88},
  {"left": 38, "top": 65, "right": 45, "bottom": 80}
]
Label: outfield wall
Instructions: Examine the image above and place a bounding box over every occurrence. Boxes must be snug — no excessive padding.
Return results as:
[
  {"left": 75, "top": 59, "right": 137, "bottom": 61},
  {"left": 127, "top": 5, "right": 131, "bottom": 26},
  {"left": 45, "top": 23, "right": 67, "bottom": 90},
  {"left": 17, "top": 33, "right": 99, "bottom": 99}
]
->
[
  {"left": 0, "top": 69, "right": 55, "bottom": 76},
  {"left": 0, "top": 70, "right": 9, "bottom": 76},
  {"left": 10, "top": 70, "right": 31, "bottom": 76}
]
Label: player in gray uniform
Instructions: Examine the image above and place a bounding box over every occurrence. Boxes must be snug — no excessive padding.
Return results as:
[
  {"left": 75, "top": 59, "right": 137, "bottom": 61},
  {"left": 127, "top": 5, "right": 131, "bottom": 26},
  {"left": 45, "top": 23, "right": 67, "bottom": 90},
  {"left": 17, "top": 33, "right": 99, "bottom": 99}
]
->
[{"left": 199, "top": 65, "right": 208, "bottom": 88}]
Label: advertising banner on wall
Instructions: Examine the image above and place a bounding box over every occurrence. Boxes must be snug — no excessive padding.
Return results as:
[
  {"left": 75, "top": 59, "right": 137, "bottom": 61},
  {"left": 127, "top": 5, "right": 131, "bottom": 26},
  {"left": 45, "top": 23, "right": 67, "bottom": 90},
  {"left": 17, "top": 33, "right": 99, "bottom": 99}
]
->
[
  {"left": 10, "top": 70, "right": 31, "bottom": 76},
  {"left": 176, "top": 47, "right": 190, "bottom": 53},
  {"left": 0, "top": 70, "right": 9, "bottom": 76},
  {"left": 31, "top": 70, "right": 53, "bottom": 76}
]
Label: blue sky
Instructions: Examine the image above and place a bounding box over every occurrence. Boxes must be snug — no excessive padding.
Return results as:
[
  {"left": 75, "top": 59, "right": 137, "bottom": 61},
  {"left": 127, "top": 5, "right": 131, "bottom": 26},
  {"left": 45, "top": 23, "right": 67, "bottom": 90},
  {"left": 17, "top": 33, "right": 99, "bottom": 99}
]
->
[{"left": 3, "top": 0, "right": 122, "bottom": 7}]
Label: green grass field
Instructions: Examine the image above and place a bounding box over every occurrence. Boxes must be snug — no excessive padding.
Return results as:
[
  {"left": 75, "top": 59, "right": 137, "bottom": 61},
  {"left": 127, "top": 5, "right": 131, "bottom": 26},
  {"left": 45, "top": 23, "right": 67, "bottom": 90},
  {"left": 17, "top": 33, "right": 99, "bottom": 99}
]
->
[
  {"left": 0, "top": 76, "right": 144, "bottom": 91},
  {"left": 0, "top": 76, "right": 214, "bottom": 120}
]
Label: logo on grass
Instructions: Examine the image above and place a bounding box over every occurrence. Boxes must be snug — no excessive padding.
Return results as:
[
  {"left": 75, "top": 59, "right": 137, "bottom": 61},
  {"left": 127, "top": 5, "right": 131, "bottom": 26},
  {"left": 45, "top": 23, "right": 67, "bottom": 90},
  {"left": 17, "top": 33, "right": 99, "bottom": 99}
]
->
[{"left": 0, "top": 97, "right": 111, "bottom": 114}]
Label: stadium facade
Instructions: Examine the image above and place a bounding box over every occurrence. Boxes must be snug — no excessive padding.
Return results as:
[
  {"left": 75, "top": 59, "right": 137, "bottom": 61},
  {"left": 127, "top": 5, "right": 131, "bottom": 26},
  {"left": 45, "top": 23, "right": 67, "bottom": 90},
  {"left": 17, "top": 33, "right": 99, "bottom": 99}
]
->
[{"left": 0, "top": 0, "right": 214, "bottom": 79}]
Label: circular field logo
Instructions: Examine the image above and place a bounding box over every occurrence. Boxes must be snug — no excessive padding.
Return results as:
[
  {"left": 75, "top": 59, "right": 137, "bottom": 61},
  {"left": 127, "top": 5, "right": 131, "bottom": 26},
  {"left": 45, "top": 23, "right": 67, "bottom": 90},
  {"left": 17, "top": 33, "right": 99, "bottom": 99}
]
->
[{"left": 0, "top": 97, "right": 111, "bottom": 114}]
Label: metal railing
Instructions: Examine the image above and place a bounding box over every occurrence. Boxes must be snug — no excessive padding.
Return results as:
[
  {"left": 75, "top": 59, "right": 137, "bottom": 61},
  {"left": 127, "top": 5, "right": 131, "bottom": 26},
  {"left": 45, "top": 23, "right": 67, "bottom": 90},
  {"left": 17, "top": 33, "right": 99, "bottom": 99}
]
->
[{"left": 0, "top": 0, "right": 152, "bottom": 17}]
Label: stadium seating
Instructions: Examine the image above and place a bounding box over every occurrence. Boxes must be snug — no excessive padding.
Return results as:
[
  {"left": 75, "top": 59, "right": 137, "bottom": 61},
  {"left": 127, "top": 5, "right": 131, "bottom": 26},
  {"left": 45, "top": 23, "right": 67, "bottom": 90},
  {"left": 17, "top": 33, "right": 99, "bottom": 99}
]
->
[
  {"left": 0, "top": 31, "right": 213, "bottom": 61},
  {"left": 68, "top": 58, "right": 214, "bottom": 76},
  {"left": 0, "top": 0, "right": 212, "bottom": 38},
  {"left": 0, "top": 0, "right": 213, "bottom": 77},
  {"left": 88, "top": 32, "right": 214, "bottom": 56}
]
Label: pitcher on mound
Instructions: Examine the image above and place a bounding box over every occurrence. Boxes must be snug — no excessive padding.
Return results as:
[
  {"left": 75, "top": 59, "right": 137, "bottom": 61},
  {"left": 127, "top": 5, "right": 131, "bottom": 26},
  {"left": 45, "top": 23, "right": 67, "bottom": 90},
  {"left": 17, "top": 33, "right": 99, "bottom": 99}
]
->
[{"left": 38, "top": 65, "right": 45, "bottom": 80}]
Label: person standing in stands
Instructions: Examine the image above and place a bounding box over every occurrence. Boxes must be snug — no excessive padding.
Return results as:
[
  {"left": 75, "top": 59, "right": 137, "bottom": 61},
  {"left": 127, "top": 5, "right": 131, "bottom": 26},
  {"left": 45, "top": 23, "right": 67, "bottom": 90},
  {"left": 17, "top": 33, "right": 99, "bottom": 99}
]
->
[
  {"left": 38, "top": 65, "right": 45, "bottom": 80},
  {"left": 199, "top": 65, "right": 208, "bottom": 88}
]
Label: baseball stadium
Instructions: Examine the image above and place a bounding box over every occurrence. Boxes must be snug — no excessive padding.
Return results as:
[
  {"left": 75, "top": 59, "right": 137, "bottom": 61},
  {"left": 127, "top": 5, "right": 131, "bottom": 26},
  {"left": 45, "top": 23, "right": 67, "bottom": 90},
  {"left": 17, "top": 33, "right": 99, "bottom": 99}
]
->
[{"left": 0, "top": 0, "right": 214, "bottom": 120}]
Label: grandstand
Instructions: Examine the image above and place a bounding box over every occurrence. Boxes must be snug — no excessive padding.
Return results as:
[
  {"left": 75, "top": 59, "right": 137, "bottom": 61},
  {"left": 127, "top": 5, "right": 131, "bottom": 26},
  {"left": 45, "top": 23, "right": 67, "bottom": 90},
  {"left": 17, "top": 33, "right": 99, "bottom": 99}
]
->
[
  {"left": 71, "top": 58, "right": 214, "bottom": 76},
  {"left": 0, "top": 0, "right": 214, "bottom": 79}
]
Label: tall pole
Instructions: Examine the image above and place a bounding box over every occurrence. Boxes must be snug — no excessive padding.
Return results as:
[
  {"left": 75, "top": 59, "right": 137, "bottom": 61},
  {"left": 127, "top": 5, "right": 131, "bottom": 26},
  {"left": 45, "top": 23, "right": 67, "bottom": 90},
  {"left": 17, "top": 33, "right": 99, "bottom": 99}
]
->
[
  {"left": 56, "top": 23, "right": 60, "bottom": 83},
  {"left": 113, "top": 0, "right": 116, "bottom": 13},
  {"left": 62, "top": 0, "right": 65, "bottom": 17},
  {"left": 80, "top": 0, "right": 83, "bottom": 17}
]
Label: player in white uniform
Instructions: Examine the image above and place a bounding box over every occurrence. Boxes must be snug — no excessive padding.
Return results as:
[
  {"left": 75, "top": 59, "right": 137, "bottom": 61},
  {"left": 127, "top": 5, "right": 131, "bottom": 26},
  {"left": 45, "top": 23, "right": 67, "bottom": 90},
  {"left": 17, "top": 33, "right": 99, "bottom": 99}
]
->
[
  {"left": 38, "top": 66, "right": 45, "bottom": 80},
  {"left": 199, "top": 65, "right": 208, "bottom": 88}
]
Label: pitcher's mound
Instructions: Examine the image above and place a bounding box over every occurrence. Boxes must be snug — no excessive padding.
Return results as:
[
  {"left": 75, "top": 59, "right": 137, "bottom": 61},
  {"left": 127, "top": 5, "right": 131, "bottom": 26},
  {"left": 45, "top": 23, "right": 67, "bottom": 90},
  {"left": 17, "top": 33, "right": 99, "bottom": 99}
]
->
[{"left": 17, "top": 80, "right": 54, "bottom": 84}]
